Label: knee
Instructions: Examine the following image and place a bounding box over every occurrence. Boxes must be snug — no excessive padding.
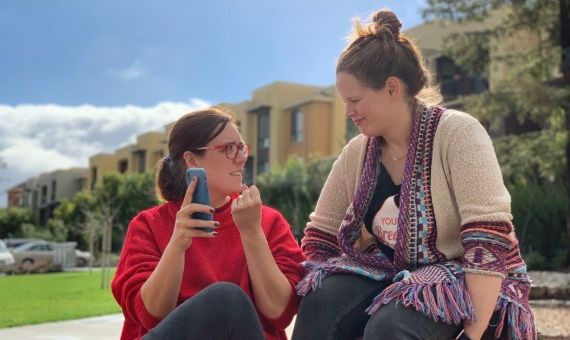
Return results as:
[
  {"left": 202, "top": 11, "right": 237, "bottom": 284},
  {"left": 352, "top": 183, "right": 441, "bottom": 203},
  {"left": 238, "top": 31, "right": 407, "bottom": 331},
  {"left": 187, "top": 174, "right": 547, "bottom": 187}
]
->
[
  {"left": 204, "top": 282, "right": 252, "bottom": 310},
  {"left": 203, "top": 282, "right": 250, "bottom": 306},
  {"left": 298, "top": 283, "right": 339, "bottom": 313},
  {"left": 364, "top": 302, "right": 409, "bottom": 338}
]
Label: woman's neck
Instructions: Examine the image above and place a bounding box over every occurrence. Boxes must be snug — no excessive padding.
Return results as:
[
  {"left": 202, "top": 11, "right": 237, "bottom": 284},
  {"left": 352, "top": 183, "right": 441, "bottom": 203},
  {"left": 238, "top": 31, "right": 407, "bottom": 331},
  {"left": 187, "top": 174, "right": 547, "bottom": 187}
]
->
[
  {"left": 210, "top": 194, "right": 230, "bottom": 209},
  {"left": 382, "top": 103, "right": 414, "bottom": 150}
]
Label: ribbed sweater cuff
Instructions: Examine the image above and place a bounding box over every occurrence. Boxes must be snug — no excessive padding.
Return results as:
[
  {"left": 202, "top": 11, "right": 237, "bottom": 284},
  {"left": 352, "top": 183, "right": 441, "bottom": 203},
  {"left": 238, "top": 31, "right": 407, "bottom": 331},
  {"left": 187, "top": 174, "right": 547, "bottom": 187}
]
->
[
  {"left": 134, "top": 290, "right": 162, "bottom": 331},
  {"left": 261, "top": 283, "right": 299, "bottom": 330}
]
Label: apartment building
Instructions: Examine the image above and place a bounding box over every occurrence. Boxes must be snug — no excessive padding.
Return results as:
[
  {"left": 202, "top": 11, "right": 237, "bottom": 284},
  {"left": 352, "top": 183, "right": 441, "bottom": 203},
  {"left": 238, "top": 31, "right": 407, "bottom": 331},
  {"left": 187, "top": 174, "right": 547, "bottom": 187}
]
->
[
  {"left": 88, "top": 131, "right": 168, "bottom": 189},
  {"left": 7, "top": 168, "right": 88, "bottom": 225},
  {"left": 224, "top": 81, "right": 347, "bottom": 180}
]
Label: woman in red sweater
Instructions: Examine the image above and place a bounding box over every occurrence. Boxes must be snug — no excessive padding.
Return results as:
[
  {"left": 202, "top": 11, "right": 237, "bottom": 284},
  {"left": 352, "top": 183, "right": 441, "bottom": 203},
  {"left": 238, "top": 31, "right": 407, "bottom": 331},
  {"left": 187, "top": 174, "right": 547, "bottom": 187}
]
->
[{"left": 112, "top": 107, "right": 304, "bottom": 340}]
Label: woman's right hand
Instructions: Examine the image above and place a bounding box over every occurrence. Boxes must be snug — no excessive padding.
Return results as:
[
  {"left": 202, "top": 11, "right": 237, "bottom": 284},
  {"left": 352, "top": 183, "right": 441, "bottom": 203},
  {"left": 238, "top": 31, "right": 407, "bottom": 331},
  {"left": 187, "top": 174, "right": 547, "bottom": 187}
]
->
[{"left": 168, "top": 176, "right": 219, "bottom": 252}]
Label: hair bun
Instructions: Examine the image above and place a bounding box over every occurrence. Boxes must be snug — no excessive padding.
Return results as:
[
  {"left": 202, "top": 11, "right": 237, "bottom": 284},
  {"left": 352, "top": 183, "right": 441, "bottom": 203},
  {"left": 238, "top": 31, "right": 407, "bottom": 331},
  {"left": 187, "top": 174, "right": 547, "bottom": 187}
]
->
[{"left": 372, "top": 10, "right": 402, "bottom": 40}]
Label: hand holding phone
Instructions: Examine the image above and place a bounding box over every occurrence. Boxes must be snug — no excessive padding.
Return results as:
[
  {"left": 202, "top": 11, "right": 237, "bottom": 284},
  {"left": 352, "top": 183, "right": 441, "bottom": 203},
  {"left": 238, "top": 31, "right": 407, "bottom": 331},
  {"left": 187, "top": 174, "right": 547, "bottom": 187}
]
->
[{"left": 185, "top": 168, "right": 215, "bottom": 232}]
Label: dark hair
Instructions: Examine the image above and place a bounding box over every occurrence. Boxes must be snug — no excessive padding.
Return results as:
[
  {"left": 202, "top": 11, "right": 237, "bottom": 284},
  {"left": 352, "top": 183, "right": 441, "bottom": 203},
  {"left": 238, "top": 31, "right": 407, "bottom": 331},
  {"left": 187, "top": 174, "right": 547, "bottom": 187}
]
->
[
  {"left": 336, "top": 10, "right": 441, "bottom": 105},
  {"left": 155, "top": 107, "right": 232, "bottom": 201}
]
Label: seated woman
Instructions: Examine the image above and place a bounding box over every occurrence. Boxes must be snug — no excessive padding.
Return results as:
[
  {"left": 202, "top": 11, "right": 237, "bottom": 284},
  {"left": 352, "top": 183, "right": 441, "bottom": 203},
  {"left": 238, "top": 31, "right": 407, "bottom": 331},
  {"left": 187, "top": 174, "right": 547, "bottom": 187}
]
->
[
  {"left": 112, "top": 107, "right": 304, "bottom": 340},
  {"left": 292, "top": 9, "right": 535, "bottom": 340}
]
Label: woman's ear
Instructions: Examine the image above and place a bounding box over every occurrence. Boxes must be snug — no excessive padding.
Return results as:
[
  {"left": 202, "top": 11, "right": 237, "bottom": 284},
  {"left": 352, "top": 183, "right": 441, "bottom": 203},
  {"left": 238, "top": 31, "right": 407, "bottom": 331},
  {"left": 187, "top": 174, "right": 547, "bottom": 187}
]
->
[
  {"left": 385, "top": 76, "right": 402, "bottom": 101},
  {"left": 183, "top": 151, "right": 198, "bottom": 168}
]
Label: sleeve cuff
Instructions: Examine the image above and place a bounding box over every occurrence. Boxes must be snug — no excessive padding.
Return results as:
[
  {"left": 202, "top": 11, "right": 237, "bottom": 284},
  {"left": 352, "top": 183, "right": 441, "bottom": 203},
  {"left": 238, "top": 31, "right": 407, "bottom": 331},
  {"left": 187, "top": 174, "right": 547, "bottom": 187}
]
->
[
  {"left": 134, "top": 290, "right": 163, "bottom": 331},
  {"left": 258, "top": 283, "right": 299, "bottom": 330}
]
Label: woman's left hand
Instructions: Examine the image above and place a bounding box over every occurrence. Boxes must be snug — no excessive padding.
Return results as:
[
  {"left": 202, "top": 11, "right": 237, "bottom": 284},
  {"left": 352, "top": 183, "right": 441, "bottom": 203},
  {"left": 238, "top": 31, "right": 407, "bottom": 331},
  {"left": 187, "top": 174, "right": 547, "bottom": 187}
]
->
[{"left": 231, "top": 184, "right": 262, "bottom": 234}]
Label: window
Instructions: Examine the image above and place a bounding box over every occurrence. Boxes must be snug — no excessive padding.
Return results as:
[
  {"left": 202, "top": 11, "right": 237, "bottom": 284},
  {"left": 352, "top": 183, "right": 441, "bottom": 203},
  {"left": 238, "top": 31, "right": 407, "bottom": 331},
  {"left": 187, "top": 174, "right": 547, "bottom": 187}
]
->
[
  {"left": 257, "top": 112, "right": 270, "bottom": 174},
  {"left": 135, "top": 150, "right": 146, "bottom": 173},
  {"left": 91, "top": 167, "right": 98, "bottom": 190},
  {"left": 258, "top": 161, "right": 269, "bottom": 174},
  {"left": 118, "top": 159, "right": 128, "bottom": 174},
  {"left": 51, "top": 180, "right": 56, "bottom": 202},
  {"left": 291, "top": 109, "right": 304, "bottom": 143},
  {"left": 41, "top": 185, "right": 47, "bottom": 205},
  {"left": 258, "top": 113, "right": 270, "bottom": 149}
]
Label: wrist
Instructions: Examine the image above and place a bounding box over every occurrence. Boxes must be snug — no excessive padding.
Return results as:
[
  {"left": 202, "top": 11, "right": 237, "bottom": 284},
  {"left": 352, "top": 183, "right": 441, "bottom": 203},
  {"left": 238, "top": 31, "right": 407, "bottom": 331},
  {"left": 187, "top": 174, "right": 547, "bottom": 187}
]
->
[
  {"left": 239, "top": 226, "right": 264, "bottom": 241},
  {"left": 166, "top": 238, "right": 191, "bottom": 255}
]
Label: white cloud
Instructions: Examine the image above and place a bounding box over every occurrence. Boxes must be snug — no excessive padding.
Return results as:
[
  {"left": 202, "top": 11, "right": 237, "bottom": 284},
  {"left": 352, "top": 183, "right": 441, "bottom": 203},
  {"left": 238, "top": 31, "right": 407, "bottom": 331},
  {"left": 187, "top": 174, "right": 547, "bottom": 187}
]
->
[
  {"left": 108, "top": 60, "right": 145, "bottom": 80},
  {"left": 0, "top": 99, "right": 210, "bottom": 206}
]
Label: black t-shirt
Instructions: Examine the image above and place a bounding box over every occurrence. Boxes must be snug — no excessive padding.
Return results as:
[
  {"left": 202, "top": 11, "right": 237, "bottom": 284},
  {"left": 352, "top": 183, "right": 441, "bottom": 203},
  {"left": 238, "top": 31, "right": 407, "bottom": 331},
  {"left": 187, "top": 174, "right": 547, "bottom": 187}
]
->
[{"left": 363, "top": 163, "right": 401, "bottom": 260}]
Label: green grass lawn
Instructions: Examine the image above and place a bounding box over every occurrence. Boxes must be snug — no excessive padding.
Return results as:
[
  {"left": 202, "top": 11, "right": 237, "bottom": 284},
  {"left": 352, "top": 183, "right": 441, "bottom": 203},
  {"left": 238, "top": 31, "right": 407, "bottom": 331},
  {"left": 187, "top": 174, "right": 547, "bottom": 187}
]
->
[{"left": 0, "top": 270, "right": 121, "bottom": 328}]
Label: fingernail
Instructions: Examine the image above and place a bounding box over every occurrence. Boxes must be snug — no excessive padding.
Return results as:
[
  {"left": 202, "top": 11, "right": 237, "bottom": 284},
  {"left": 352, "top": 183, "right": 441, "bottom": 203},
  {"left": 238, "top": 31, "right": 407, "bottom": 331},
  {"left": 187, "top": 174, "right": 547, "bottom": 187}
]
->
[
  {"left": 210, "top": 208, "right": 215, "bottom": 213},
  {"left": 212, "top": 232, "right": 218, "bottom": 237},
  {"left": 214, "top": 222, "right": 220, "bottom": 227}
]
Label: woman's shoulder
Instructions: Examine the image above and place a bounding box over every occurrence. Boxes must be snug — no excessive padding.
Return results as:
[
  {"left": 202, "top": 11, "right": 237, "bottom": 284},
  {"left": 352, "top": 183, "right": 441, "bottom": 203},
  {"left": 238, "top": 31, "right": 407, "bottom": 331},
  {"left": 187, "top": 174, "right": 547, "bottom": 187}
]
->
[
  {"left": 129, "top": 201, "right": 174, "bottom": 228},
  {"left": 345, "top": 133, "right": 367, "bottom": 150},
  {"left": 438, "top": 108, "right": 481, "bottom": 131}
]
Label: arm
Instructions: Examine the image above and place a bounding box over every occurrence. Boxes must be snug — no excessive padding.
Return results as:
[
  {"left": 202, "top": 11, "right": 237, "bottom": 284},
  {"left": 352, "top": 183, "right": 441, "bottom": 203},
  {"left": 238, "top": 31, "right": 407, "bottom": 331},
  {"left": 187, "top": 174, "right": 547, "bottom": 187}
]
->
[
  {"left": 112, "top": 178, "right": 218, "bottom": 330},
  {"left": 447, "top": 118, "right": 515, "bottom": 340},
  {"left": 140, "top": 178, "right": 218, "bottom": 318},
  {"left": 463, "top": 273, "right": 502, "bottom": 339},
  {"left": 301, "top": 140, "right": 357, "bottom": 261},
  {"left": 232, "top": 185, "right": 301, "bottom": 320}
]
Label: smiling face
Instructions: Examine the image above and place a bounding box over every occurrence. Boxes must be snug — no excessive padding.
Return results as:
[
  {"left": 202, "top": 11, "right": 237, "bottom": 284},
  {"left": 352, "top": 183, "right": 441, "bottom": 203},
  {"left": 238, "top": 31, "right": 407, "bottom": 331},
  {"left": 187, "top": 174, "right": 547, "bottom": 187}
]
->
[
  {"left": 187, "top": 123, "right": 247, "bottom": 205},
  {"left": 336, "top": 72, "right": 397, "bottom": 138}
]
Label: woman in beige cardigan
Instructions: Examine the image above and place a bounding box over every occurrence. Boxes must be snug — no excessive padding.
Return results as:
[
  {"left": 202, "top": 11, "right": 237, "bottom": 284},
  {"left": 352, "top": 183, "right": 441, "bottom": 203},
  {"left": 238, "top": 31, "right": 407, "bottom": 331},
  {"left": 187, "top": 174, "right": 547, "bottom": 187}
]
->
[{"left": 292, "top": 9, "right": 535, "bottom": 340}]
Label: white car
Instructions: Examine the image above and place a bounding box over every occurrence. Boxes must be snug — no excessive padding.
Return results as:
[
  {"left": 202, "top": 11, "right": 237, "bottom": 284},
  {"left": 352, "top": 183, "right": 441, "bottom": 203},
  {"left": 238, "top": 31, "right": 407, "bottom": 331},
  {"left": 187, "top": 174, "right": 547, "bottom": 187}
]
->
[{"left": 0, "top": 240, "right": 15, "bottom": 273}]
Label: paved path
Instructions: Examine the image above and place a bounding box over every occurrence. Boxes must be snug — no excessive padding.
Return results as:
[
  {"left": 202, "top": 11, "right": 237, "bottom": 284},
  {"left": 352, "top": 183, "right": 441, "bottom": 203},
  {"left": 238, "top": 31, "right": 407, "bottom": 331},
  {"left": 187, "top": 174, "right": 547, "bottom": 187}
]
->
[
  {"left": 0, "top": 314, "right": 123, "bottom": 340},
  {"left": 0, "top": 314, "right": 295, "bottom": 339}
]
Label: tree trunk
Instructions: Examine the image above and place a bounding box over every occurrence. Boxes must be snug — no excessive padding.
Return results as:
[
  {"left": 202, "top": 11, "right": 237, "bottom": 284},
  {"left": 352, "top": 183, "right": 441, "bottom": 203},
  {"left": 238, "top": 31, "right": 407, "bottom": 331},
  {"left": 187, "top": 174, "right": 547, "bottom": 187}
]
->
[{"left": 561, "top": 0, "right": 570, "bottom": 261}]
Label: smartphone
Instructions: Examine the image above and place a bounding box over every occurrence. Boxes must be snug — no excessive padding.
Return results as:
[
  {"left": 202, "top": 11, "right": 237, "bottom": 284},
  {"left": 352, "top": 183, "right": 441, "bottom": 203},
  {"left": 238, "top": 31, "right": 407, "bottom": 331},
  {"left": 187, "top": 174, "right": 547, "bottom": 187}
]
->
[{"left": 185, "top": 168, "right": 214, "bottom": 232}]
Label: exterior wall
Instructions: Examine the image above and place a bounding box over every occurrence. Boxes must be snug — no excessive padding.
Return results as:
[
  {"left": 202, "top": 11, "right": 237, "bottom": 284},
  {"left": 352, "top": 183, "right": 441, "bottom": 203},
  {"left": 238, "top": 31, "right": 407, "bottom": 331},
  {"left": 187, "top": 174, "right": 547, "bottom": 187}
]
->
[
  {"left": 285, "top": 100, "right": 333, "bottom": 161},
  {"left": 88, "top": 153, "right": 117, "bottom": 190},
  {"left": 246, "top": 82, "right": 326, "bottom": 174},
  {"left": 7, "top": 168, "right": 88, "bottom": 224},
  {"left": 134, "top": 131, "right": 168, "bottom": 173},
  {"left": 114, "top": 144, "right": 135, "bottom": 175}
]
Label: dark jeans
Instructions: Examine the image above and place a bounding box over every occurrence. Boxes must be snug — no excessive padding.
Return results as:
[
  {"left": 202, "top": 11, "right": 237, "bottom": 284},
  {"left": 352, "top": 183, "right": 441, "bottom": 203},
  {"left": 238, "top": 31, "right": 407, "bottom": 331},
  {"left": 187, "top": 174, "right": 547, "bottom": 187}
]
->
[
  {"left": 143, "top": 282, "right": 264, "bottom": 340},
  {"left": 292, "top": 274, "right": 505, "bottom": 340}
]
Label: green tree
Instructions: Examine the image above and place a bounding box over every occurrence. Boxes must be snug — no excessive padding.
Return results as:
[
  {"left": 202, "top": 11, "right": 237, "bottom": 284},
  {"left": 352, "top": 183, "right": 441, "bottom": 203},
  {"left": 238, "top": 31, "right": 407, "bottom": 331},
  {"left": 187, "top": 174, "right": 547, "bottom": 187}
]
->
[
  {"left": 0, "top": 207, "right": 36, "bottom": 238},
  {"left": 424, "top": 0, "right": 570, "bottom": 268},
  {"left": 256, "top": 156, "right": 334, "bottom": 241},
  {"left": 50, "top": 172, "right": 158, "bottom": 252}
]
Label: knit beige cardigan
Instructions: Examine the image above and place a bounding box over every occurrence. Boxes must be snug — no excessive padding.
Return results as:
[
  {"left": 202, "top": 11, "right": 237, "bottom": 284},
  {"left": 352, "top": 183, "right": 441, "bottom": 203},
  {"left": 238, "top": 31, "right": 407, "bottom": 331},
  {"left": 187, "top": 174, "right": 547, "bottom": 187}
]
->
[{"left": 307, "top": 109, "right": 514, "bottom": 278}]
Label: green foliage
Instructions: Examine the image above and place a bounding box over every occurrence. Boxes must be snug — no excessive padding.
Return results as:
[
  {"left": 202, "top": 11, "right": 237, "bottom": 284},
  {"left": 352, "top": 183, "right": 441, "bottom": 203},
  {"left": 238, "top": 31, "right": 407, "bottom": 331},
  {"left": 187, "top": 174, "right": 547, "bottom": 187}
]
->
[
  {"left": 0, "top": 207, "right": 36, "bottom": 238},
  {"left": 443, "top": 31, "right": 490, "bottom": 77},
  {"left": 511, "top": 182, "right": 568, "bottom": 269},
  {"left": 49, "top": 172, "right": 158, "bottom": 252},
  {"left": 0, "top": 271, "right": 119, "bottom": 328},
  {"left": 256, "top": 156, "right": 334, "bottom": 241},
  {"left": 425, "top": 0, "right": 569, "bottom": 269}
]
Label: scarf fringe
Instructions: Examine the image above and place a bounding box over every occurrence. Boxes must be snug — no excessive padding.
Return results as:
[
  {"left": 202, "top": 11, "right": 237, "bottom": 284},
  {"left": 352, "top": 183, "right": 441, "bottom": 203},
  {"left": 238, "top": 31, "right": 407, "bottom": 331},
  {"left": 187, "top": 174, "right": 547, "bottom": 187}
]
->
[
  {"left": 296, "top": 261, "right": 326, "bottom": 296},
  {"left": 365, "top": 278, "right": 475, "bottom": 325},
  {"left": 494, "top": 294, "right": 536, "bottom": 340}
]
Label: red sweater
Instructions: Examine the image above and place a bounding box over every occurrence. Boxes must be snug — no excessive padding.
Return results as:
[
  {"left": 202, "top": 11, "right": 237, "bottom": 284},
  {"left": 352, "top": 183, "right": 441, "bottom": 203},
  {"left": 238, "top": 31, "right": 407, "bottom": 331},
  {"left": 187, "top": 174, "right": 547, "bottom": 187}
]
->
[{"left": 112, "top": 198, "right": 304, "bottom": 340}]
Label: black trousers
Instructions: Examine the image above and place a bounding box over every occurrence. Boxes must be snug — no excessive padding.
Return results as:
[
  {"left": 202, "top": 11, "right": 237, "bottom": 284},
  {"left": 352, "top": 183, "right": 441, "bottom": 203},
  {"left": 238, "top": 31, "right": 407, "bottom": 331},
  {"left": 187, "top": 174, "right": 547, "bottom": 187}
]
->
[
  {"left": 143, "top": 282, "right": 265, "bottom": 340},
  {"left": 292, "top": 273, "right": 505, "bottom": 340}
]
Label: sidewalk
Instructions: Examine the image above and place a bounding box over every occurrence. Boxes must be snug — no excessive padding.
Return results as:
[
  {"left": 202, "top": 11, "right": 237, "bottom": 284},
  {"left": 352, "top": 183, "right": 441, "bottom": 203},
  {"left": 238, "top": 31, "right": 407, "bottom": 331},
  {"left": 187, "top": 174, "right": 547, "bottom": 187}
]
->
[
  {"left": 0, "top": 314, "right": 296, "bottom": 339},
  {"left": 0, "top": 314, "right": 123, "bottom": 339}
]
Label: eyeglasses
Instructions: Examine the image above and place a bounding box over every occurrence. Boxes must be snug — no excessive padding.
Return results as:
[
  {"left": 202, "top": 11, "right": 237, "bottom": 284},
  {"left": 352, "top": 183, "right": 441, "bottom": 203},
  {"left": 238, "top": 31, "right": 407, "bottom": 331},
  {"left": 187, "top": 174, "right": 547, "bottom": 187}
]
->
[{"left": 194, "top": 142, "right": 249, "bottom": 160}]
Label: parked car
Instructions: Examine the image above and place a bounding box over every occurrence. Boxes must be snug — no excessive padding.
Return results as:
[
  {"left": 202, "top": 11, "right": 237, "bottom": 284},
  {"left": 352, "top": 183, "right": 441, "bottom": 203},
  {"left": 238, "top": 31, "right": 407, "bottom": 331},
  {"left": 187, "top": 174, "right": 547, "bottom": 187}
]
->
[
  {"left": 0, "top": 240, "right": 15, "bottom": 273},
  {"left": 75, "top": 249, "right": 93, "bottom": 267},
  {"left": 3, "top": 238, "right": 43, "bottom": 249},
  {"left": 11, "top": 240, "right": 57, "bottom": 273}
]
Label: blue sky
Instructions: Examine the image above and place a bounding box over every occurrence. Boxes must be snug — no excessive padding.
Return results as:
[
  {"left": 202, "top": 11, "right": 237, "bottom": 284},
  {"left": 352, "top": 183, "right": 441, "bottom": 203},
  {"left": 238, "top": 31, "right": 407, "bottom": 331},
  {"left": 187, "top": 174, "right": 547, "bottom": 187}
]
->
[
  {"left": 1, "top": 0, "right": 426, "bottom": 106},
  {"left": 0, "top": 0, "right": 426, "bottom": 205}
]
